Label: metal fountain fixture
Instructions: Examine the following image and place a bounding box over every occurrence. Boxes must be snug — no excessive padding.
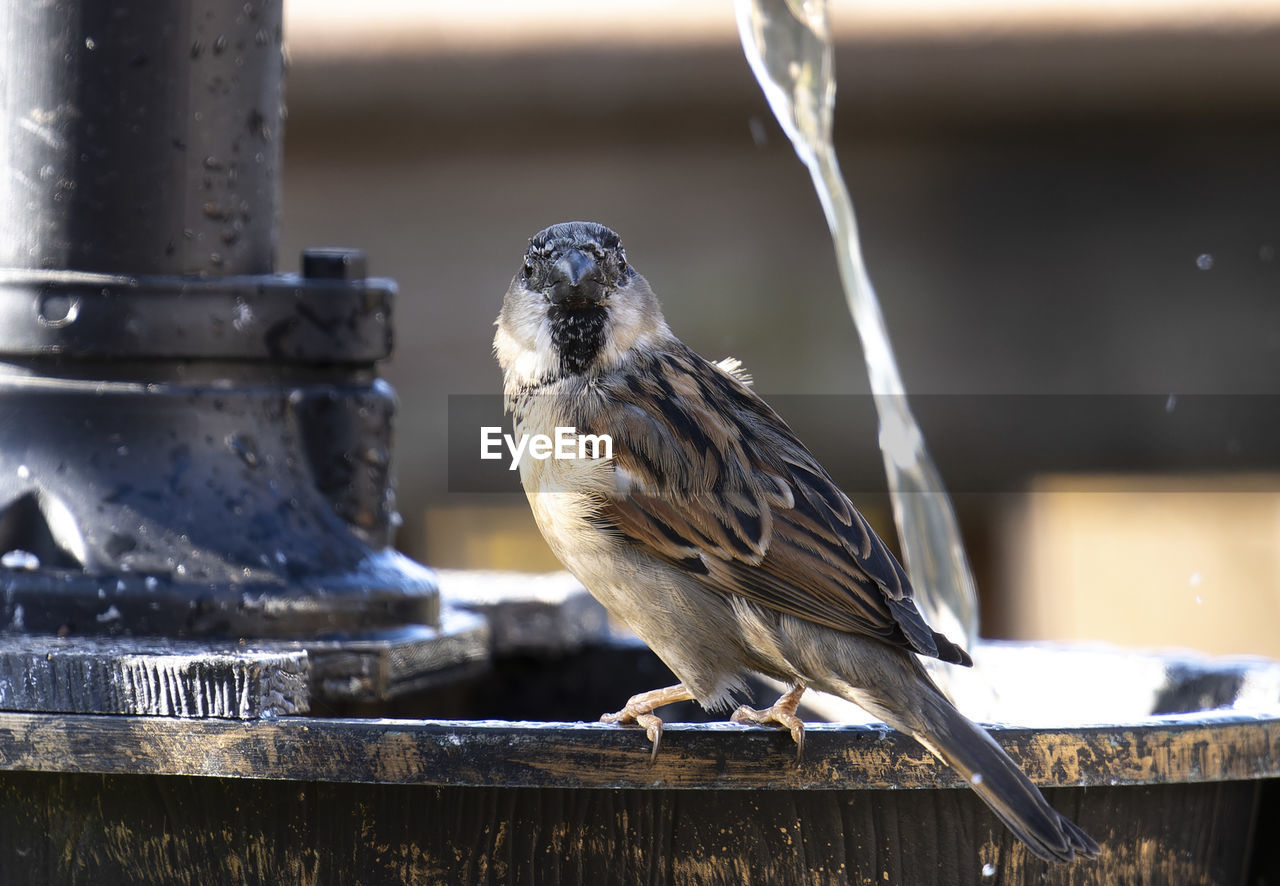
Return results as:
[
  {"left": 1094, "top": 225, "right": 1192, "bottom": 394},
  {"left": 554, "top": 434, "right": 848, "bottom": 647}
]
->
[{"left": 0, "top": 0, "right": 485, "bottom": 711}]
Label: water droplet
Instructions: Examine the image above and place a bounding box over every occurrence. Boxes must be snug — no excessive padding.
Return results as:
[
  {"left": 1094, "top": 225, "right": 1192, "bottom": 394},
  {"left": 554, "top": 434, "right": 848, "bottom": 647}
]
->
[
  {"left": 213, "top": 34, "right": 227, "bottom": 54},
  {"left": 16, "top": 465, "right": 29, "bottom": 479},
  {"left": 227, "top": 432, "right": 260, "bottom": 467},
  {"left": 981, "top": 862, "right": 996, "bottom": 877},
  {"left": 37, "top": 294, "right": 81, "bottom": 329},
  {"left": 84, "top": 37, "right": 96, "bottom": 50},
  {"left": 1165, "top": 394, "right": 1177, "bottom": 413},
  {"left": 232, "top": 300, "right": 254, "bottom": 330},
  {"left": 1195, "top": 253, "right": 1214, "bottom": 270},
  {"left": 1, "top": 550, "right": 40, "bottom": 570},
  {"left": 145, "top": 576, "right": 159, "bottom": 590},
  {"left": 970, "top": 772, "right": 984, "bottom": 786},
  {"left": 1189, "top": 571, "right": 1203, "bottom": 587}
]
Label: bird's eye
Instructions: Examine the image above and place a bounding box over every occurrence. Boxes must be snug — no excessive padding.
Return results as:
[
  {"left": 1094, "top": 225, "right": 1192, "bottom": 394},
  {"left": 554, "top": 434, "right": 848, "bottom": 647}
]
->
[
  {"left": 522, "top": 259, "right": 534, "bottom": 277},
  {"left": 617, "top": 249, "right": 628, "bottom": 271}
]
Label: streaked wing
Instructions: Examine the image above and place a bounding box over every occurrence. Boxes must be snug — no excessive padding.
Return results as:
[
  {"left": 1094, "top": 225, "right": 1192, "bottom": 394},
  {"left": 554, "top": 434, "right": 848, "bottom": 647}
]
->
[{"left": 583, "top": 344, "right": 969, "bottom": 666}]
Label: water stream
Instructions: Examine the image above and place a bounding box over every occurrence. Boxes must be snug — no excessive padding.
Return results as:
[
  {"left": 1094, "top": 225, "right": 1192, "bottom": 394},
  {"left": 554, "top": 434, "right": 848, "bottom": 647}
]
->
[{"left": 735, "top": 0, "right": 980, "bottom": 651}]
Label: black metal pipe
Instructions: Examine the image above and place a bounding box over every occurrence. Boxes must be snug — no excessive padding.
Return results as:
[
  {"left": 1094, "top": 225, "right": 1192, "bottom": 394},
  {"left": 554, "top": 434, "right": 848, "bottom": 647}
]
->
[{"left": 1, "top": 0, "right": 281, "bottom": 275}]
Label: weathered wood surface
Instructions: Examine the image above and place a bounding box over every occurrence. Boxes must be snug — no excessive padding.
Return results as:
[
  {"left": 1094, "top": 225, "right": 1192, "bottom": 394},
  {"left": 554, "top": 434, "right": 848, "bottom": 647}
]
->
[
  {"left": 0, "top": 709, "right": 1274, "bottom": 790},
  {"left": 0, "top": 608, "right": 490, "bottom": 718},
  {"left": 0, "top": 771, "right": 1260, "bottom": 885},
  {"left": 0, "top": 636, "right": 308, "bottom": 718},
  {"left": 270, "top": 609, "right": 491, "bottom": 701}
]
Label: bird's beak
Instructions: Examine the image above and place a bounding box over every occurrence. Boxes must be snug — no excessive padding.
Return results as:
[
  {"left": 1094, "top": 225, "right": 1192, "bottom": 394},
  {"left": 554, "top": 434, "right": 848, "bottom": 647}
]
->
[{"left": 549, "top": 249, "right": 606, "bottom": 307}]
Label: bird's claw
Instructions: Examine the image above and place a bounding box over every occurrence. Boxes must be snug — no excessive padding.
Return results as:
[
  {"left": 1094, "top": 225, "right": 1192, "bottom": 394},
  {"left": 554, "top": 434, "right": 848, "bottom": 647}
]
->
[
  {"left": 638, "top": 713, "right": 663, "bottom": 764},
  {"left": 601, "top": 705, "right": 667, "bottom": 765},
  {"left": 731, "top": 684, "right": 807, "bottom": 763},
  {"left": 601, "top": 706, "right": 665, "bottom": 763},
  {"left": 599, "top": 684, "right": 694, "bottom": 763}
]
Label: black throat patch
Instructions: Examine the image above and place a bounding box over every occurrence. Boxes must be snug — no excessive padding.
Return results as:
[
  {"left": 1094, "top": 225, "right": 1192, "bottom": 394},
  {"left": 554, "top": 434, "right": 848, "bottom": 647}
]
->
[{"left": 548, "top": 304, "right": 608, "bottom": 375}]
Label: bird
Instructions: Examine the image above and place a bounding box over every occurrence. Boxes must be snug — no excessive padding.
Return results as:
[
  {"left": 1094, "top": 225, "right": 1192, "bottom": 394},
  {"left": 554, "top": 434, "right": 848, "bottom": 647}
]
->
[{"left": 493, "top": 220, "right": 1099, "bottom": 863}]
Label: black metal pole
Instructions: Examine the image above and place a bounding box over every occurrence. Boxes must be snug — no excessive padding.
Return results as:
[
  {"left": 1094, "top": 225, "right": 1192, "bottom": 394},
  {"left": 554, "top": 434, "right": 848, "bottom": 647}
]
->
[{"left": 1, "top": 1, "right": 280, "bottom": 275}]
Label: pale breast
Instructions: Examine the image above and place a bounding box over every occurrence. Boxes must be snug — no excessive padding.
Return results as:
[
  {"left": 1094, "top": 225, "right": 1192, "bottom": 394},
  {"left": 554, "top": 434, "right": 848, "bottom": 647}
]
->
[{"left": 509, "top": 383, "right": 753, "bottom": 708}]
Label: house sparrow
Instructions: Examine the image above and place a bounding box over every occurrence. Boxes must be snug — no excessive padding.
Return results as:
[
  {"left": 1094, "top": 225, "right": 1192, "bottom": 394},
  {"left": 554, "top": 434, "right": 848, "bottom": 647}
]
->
[{"left": 494, "top": 221, "right": 1098, "bottom": 863}]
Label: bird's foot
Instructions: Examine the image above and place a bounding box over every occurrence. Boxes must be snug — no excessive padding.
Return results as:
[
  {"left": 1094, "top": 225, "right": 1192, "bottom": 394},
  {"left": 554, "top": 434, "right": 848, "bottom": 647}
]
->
[
  {"left": 731, "top": 682, "right": 807, "bottom": 762},
  {"left": 600, "top": 683, "right": 695, "bottom": 764}
]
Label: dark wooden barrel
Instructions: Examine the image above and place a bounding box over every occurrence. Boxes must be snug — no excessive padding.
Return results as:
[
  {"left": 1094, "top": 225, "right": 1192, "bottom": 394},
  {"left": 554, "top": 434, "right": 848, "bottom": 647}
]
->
[{"left": 0, "top": 640, "right": 1275, "bottom": 884}]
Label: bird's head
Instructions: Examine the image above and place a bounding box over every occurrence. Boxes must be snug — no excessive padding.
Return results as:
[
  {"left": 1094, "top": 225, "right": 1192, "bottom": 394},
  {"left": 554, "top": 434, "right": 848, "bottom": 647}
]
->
[{"left": 495, "top": 221, "right": 670, "bottom": 387}]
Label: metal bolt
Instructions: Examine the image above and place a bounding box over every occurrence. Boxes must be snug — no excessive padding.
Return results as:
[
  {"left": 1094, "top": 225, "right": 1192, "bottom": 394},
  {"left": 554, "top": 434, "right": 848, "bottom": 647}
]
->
[{"left": 301, "top": 248, "right": 368, "bottom": 281}]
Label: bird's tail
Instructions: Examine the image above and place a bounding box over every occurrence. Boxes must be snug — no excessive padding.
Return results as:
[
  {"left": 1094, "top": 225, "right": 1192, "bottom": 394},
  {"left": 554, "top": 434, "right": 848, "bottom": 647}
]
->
[{"left": 828, "top": 662, "right": 1099, "bottom": 863}]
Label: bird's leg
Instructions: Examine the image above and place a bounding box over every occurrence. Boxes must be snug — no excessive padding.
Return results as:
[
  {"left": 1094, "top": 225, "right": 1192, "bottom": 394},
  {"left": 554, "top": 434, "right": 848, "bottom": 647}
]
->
[
  {"left": 731, "top": 682, "right": 808, "bottom": 762},
  {"left": 600, "top": 683, "right": 695, "bottom": 764}
]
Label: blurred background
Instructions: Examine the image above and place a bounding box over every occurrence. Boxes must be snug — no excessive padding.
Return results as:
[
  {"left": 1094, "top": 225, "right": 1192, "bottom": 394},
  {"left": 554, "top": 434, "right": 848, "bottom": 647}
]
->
[{"left": 277, "top": 1, "right": 1280, "bottom": 657}]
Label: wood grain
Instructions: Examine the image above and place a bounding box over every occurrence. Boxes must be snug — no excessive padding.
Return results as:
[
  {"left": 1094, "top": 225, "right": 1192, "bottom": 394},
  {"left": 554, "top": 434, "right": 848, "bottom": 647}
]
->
[
  {"left": 0, "top": 636, "right": 308, "bottom": 718},
  {"left": 0, "top": 709, "right": 1273, "bottom": 790},
  {"left": 0, "top": 710, "right": 1271, "bottom": 883},
  {"left": 0, "top": 772, "right": 1259, "bottom": 885}
]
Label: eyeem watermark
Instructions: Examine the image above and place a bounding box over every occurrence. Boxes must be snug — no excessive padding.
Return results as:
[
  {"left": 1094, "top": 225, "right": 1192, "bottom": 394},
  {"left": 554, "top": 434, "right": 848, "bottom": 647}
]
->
[{"left": 480, "top": 426, "right": 613, "bottom": 471}]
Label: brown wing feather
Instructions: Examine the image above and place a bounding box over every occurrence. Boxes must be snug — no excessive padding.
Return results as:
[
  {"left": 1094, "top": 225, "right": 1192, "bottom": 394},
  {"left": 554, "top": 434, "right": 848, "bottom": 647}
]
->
[{"left": 585, "top": 344, "right": 970, "bottom": 666}]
